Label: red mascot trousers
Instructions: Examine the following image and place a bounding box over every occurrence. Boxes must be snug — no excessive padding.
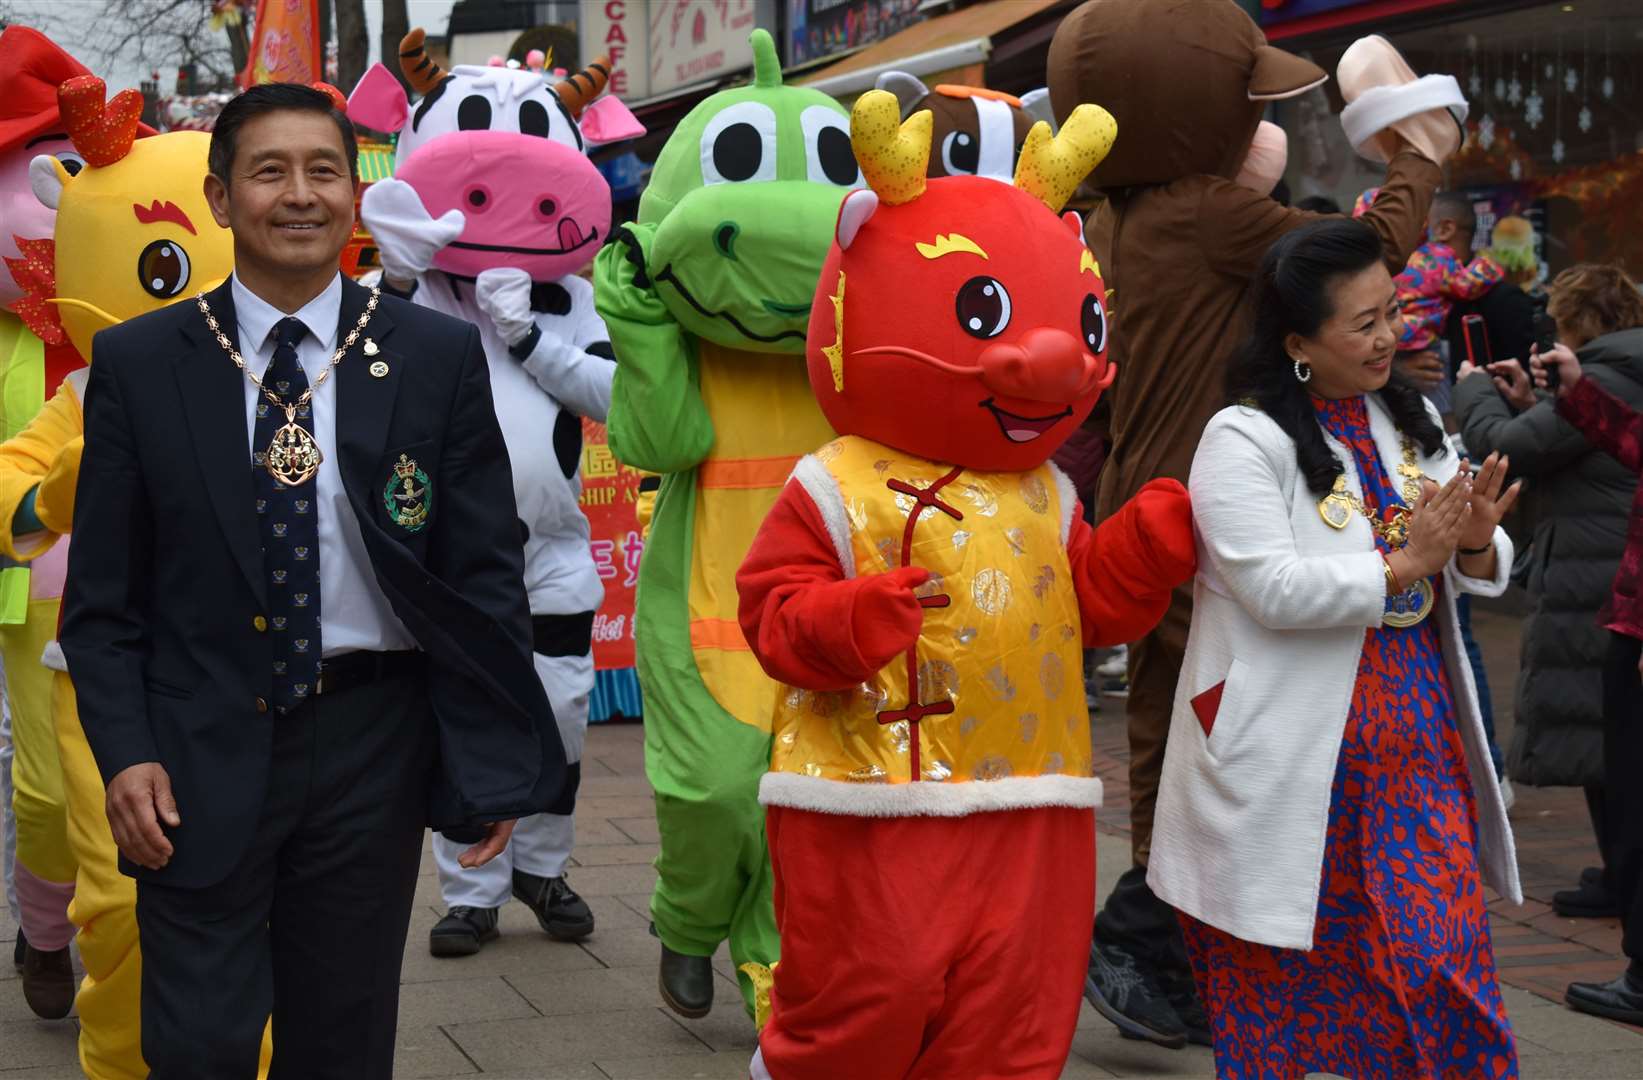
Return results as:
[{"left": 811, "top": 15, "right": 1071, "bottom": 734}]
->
[{"left": 752, "top": 804, "right": 1094, "bottom": 1080}]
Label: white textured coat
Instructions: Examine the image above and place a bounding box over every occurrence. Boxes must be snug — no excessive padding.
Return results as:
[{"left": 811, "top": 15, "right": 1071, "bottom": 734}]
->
[{"left": 1147, "top": 395, "right": 1521, "bottom": 951}]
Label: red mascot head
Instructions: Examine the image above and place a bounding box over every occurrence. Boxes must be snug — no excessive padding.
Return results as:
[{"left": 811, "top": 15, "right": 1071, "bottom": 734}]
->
[{"left": 806, "top": 90, "right": 1117, "bottom": 473}]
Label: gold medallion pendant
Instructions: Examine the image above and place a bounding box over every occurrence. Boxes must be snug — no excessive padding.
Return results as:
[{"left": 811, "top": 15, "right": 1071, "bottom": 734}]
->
[
  {"left": 265, "top": 406, "right": 323, "bottom": 487},
  {"left": 1383, "top": 576, "right": 1436, "bottom": 628},
  {"left": 194, "top": 287, "right": 381, "bottom": 490},
  {"left": 1318, "top": 476, "right": 1353, "bottom": 530},
  {"left": 1316, "top": 437, "right": 1436, "bottom": 627}
]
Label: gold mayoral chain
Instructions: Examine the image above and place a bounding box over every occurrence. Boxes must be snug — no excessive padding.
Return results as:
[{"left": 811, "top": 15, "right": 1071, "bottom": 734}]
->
[
  {"left": 196, "top": 289, "right": 381, "bottom": 488},
  {"left": 1317, "top": 435, "right": 1436, "bottom": 628}
]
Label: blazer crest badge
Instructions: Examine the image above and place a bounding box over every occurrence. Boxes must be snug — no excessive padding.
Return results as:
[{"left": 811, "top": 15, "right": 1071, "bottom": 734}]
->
[{"left": 384, "top": 453, "right": 431, "bottom": 532}]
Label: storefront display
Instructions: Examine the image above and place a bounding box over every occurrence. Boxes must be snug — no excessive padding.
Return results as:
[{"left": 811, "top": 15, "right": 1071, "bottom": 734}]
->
[{"left": 1274, "top": 0, "right": 1643, "bottom": 275}]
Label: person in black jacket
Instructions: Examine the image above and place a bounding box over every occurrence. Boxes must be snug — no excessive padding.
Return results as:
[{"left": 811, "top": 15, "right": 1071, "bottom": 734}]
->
[
  {"left": 59, "top": 84, "right": 566, "bottom": 1079},
  {"left": 1455, "top": 263, "right": 1643, "bottom": 920}
]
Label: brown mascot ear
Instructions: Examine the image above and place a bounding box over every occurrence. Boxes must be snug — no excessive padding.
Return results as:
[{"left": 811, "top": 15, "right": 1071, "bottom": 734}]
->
[{"left": 1248, "top": 45, "right": 1328, "bottom": 101}]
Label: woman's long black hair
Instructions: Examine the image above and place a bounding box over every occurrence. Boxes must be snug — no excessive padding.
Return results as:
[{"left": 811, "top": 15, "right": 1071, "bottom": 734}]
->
[{"left": 1226, "top": 217, "right": 1446, "bottom": 497}]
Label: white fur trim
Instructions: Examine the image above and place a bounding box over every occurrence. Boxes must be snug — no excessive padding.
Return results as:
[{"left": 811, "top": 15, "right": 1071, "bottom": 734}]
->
[
  {"left": 1046, "top": 461, "right": 1077, "bottom": 546},
  {"left": 1340, "top": 75, "right": 1467, "bottom": 153},
  {"left": 759, "top": 771, "right": 1102, "bottom": 817},
  {"left": 750, "top": 1045, "right": 773, "bottom": 1080},
  {"left": 791, "top": 456, "right": 855, "bottom": 579},
  {"left": 40, "top": 639, "right": 67, "bottom": 673}
]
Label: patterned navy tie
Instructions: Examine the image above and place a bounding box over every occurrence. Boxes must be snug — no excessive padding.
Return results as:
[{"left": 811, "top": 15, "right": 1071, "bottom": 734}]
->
[{"left": 254, "top": 316, "right": 322, "bottom": 712}]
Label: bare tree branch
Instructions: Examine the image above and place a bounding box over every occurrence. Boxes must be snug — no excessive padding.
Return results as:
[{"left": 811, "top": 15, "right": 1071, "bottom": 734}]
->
[{"left": 10, "top": 0, "right": 240, "bottom": 89}]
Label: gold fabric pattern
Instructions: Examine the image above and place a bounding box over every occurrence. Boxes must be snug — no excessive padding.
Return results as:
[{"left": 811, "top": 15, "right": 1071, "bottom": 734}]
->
[{"left": 769, "top": 435, "right": 1091, "bottom": 786}]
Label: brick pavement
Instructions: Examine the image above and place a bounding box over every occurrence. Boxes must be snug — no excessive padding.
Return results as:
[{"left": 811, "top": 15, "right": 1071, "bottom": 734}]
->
[{"left": 3, "top": 605, "right": 1642, "bottom": 1077}]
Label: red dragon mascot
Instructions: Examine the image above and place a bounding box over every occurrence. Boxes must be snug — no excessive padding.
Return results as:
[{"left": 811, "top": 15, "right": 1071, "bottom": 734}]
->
[{"left": 735, "top": 89, "right": 1197, "bottom": 1079}]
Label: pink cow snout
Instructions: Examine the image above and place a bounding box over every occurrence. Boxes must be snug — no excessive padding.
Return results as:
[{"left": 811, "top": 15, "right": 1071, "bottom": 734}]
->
[{"left": 394, "top": 129, "right": 612, "bottom": 282}]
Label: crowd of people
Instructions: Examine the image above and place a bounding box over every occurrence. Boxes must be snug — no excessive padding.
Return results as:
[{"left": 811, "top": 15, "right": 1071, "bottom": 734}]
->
[{"left": 0, "top": 1, "right": 1640, "bottom": 1078}]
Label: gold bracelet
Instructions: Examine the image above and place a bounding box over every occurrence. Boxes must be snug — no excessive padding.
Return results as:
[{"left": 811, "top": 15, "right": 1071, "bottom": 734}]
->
[{"left": 1383, "top": 556, "right": 1401, "bottom": 595}]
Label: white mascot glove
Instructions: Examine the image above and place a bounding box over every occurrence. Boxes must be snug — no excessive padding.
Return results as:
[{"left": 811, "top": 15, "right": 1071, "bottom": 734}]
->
[
  {"left": 359, "top": 178, "right": 465, "bottom": 287},
  {"left": 475, "top": 267, "right": 537, "bottom": 348}
]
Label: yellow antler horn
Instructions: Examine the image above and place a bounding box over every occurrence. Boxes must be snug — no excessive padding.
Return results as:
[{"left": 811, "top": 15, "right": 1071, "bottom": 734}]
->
[
  {"left": 850, "top": 89, "right": 931, "bottom": 206},
  {"left": 1013, "top": 104, "right": 1117, "bottom": 213}
]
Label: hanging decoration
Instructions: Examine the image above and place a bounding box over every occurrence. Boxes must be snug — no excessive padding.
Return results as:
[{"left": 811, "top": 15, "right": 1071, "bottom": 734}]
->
[
  {"left": 1579, "top": 26, "right": 1593, "bottom": 135},
  {"left": 1524, "top": 46, "right": 1543, "bottom": 130},
  {"left": 1551, "top": 33, "right": 1565, "bottom": 165},
  {"left": 1602, "top": 22, "right": 1614, "bottom": 100}
]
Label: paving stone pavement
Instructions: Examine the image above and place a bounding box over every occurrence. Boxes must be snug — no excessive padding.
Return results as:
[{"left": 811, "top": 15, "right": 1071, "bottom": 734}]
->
[{"left": 5, "top": 609, "right": 1643, "bottom": 1076}]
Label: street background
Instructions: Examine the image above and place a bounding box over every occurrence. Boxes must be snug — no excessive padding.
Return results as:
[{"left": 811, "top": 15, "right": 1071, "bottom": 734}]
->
[{"left": 2, "top": 603, "right": 1641, "bottom": 1079}]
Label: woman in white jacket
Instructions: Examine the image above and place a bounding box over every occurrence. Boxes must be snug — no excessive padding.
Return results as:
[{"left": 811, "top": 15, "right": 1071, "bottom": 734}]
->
[{"left": 1149, "top": 219, "right": 1523, "bottom": 1079}]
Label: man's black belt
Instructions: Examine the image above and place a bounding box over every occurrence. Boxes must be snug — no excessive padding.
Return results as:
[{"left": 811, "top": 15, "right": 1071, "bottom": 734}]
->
[
  {"left": 532, "top": 611, "right": 595, "bottom": 658},
  {"left": 313, "top": 650, "right": 425, "bottom": 696}
]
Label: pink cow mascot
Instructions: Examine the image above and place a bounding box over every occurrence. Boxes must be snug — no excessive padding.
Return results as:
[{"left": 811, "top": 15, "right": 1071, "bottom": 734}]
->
[{"left": 348, "top": 31, "right": 645, "bottom": 948}]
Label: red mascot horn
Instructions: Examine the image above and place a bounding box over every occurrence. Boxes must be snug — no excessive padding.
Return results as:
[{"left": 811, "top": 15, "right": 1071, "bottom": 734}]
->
[{"left": 58, "top": 75, "right": 143, "bottom": 168}]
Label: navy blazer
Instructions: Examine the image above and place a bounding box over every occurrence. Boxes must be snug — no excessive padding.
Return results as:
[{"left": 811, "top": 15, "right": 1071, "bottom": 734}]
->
[{"left": 61, "top": 276, "right": 569, "bottom": 888}]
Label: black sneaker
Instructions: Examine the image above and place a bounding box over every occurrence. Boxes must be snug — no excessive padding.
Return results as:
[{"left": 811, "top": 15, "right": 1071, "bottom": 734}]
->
[
  {"left": 512, "top": 870, "right": 595, "bottom": 941},
  {"left": 13, "top": 928, "right": 25, "bottom": 972},
  {"left": 429, "top": 906, "right": 500, "bottom": 957},
  {"left": 1084, "top": 938, "right": 1188, "bottom": 1048}
]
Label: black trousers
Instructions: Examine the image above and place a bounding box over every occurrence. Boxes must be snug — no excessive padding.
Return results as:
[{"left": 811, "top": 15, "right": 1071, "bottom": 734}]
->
[
  {"left": 136, "top": 670, "right": 436, "bottom": 1079},
  {"left": 1094, "top": 864, "right": 1192, "bottom": 977},
  {"left": 1602, "top": 631, "right": 1643, "bottom": 973}
]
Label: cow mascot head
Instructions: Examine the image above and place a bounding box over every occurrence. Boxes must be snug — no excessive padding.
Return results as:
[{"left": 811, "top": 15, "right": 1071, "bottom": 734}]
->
[{"left": 350, "top": 29, "right": 644, "bottom": 291}]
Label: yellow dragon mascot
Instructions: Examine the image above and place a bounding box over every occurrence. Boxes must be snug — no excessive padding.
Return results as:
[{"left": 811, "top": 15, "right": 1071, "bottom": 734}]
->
[{"left": 1, "top": 75, "right": 269, "bottom": 1079}]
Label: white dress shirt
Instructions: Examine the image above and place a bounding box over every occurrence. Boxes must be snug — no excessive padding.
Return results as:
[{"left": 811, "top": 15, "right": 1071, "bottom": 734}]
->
[{"left": 231, "top": 272, "right": 414, "bottom": 657}]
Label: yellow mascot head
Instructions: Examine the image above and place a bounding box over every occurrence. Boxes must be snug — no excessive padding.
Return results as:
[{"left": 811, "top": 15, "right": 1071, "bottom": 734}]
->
[{"left": 17, "top": 76, "right": 233, "bottom": 360}]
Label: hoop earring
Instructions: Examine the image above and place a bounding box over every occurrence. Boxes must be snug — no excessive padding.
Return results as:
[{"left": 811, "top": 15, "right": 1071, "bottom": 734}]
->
[{"left": 1293, "top": 358, "right": 1313, "bottom": 383}]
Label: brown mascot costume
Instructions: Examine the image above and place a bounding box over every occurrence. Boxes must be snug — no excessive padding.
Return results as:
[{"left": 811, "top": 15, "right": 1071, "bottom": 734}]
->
[{"left": 1047, "top": 0, "right": 1448, "bottom": 1048}]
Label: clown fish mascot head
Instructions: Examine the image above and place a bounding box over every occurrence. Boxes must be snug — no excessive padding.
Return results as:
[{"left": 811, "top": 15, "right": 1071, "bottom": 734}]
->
[{"left": 874, "top": 70, "right": 1055, "bottom": 183}]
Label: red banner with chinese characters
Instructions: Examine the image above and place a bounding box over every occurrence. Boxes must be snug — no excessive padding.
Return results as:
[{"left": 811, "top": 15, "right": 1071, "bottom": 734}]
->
[
  {"left": 241, "top": 0, "right": 321, "bottom": 88},
  {"left": 580, "top": 418, "right": 643, "bottom": 669}
]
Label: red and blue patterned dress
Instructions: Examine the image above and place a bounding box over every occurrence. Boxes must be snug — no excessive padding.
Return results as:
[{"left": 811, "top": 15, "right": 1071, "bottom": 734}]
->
[{"left": 1179, "top": 395, "right": 1518, "bottom": 1080}]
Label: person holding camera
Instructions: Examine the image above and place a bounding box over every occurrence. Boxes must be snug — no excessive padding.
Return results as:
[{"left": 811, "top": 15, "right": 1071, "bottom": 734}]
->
[
  {"left": 1534, "top": 319, "right": 1643, "bottom": 1026},
  {"left": 1456, "top": 265, "right": 1643, "bottom": 922}
]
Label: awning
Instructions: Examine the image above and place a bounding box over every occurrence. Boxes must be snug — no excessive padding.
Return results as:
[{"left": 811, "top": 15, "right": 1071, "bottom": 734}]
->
[{"left": 797, "top": 0, "right": 1074, "bottom": 98}]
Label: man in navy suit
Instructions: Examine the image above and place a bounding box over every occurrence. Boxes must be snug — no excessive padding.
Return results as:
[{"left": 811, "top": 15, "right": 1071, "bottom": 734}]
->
[{"left": 60, "top": 83, "right": 567, "bottom": 1079}]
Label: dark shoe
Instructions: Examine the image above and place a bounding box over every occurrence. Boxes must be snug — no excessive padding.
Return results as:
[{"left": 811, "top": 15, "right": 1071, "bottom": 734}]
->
[
  {"left": 651, "top": 924, "right": 713, "bottom": 1019},
  {"left": 1084, "top": 938, "right": 1187, "bottom": 1049},
  {"left": 1565, "top": 970, "right": 1643, "bottom": 1026},
  {"left": 428, "top": 906, "right": 499, "bottom": 957},
  {"left": 21, "top": 942, "right": 74, "bottom": 1019},
  {"left": 12, "top": 928, "right": 25, "bottom": 972},
  {"left": 511, "top": 870, "right": 595, "bottom": 942},
  {"left": 1553, "top": 876, "right": 1620, "bottom": 918},
  {"left": 1580, "top": 865, "right": 1603, "bottom": 887},
  {"left": 1163, "top": 970, "right": 1213, "bottom": 1047}
]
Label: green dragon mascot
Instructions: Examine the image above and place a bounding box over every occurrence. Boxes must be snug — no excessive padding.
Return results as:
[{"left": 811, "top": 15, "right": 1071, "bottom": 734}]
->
[{"left": 593, "top": 29, "right": 856, "bottom": 1018}]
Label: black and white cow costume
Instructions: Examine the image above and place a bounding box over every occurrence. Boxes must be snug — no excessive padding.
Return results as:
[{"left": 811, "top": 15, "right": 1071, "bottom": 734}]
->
[{"left": 349, "top": 31, "right": 644, "bottom": 948}]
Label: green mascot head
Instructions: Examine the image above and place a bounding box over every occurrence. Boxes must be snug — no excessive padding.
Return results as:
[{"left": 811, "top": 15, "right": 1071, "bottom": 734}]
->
[{"left": 639, "top": 29, "right": 861, "bottom": 353}]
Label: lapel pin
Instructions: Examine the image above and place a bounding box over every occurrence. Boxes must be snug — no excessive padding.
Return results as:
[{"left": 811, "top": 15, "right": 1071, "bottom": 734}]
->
[
  {"left": 369, "top": 360, "right": 390, "bottom": 378},
  {"left": 362, "top": 338, "right": 380, "bottom": 356}
]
